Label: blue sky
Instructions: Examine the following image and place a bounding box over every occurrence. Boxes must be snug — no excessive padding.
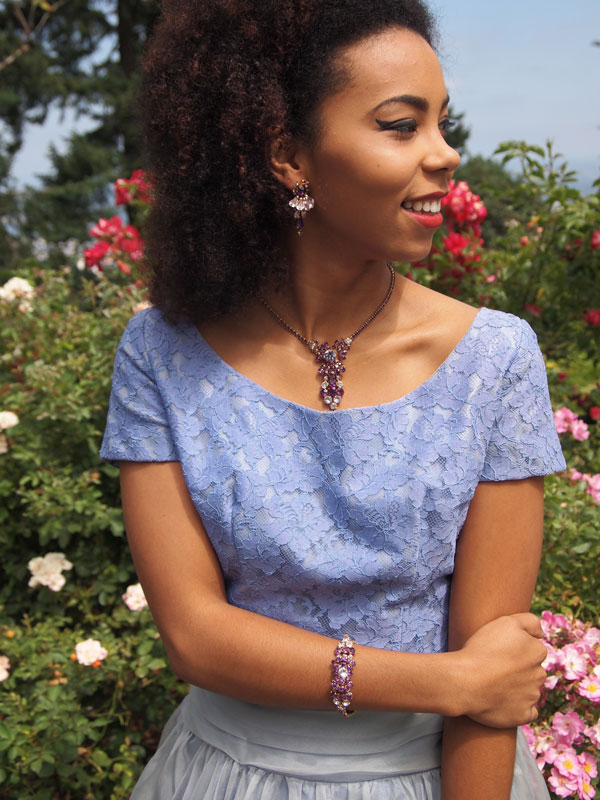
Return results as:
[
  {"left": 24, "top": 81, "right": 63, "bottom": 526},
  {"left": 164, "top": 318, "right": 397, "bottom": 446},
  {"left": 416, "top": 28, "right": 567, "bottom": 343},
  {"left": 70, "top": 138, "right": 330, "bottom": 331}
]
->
[
  {"left": 10, "top": 0, "right": 600, "bottom": 193},
  {"left": 433, "top": 0, "right": 599, "bottom": 191}
]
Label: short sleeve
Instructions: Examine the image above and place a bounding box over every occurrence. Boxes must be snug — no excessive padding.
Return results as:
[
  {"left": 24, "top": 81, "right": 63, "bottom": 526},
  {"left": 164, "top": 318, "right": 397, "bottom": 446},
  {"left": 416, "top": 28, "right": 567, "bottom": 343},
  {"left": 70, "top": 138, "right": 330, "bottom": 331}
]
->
[
  {"left": 480, "top": 319, "right": 566, "bottom": 481},
  {"left": 99, "top": 310, "right": 178, "bottom": 463}
]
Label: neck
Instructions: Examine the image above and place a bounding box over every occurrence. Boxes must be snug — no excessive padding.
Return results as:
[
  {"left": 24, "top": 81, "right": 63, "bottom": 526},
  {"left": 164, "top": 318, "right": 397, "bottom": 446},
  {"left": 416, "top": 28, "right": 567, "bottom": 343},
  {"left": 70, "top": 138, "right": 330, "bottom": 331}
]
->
[{"left": 262, "top": 234, "right": 397, "bottom": 343}]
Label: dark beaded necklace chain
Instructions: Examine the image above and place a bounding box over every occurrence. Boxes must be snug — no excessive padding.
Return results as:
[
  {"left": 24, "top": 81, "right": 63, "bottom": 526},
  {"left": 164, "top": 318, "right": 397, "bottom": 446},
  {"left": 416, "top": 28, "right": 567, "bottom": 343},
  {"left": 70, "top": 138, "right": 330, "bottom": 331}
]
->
[{"left": 260, "top": 264, "right": 396, "bottom": 411}]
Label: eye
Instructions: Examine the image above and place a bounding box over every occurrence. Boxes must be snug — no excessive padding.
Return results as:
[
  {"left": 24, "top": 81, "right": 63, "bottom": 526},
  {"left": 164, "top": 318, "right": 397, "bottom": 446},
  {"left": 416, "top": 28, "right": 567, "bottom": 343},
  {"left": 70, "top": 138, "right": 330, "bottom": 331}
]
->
[
  {"left": 439, "top": 117, "right": 457, "bottom": 136},
  {"left": 375, "top": 118, "right": 417, "bottom": 138}
]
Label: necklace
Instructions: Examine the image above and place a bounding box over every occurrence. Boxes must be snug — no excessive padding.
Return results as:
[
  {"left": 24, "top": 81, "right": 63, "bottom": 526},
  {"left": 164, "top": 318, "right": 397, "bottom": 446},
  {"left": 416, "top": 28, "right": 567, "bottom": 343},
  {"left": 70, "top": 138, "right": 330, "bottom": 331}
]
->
[{"left": 260, "top": 264, "right": 396, "bottom": 411}]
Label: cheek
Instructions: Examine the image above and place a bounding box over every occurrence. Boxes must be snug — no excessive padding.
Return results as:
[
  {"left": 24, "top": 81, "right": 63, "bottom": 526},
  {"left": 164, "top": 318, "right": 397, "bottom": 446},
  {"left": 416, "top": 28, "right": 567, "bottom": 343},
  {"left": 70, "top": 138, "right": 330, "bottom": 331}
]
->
[{"left": 312, "top": 145, "right": 413, "bottom": 214}]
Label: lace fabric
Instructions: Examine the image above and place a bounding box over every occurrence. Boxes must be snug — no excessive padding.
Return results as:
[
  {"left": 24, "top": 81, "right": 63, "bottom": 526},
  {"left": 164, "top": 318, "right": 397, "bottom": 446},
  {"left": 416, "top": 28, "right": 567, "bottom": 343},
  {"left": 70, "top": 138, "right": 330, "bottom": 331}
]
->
[{"left": 100, "top": 305, "right": 565, "bottom": 655}]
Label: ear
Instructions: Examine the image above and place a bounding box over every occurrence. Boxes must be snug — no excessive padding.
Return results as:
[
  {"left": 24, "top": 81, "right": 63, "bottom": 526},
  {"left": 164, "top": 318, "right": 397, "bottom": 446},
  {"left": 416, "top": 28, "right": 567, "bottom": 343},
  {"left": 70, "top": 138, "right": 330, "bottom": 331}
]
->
[{"left": 267, "top": 126, "right": 309, "bottom": 191}]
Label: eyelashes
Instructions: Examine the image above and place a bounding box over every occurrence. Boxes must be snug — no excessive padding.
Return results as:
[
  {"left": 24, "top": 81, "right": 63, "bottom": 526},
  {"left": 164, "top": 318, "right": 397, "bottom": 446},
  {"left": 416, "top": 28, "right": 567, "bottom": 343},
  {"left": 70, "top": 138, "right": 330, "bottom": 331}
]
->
[{"left": 375, "top": 117, "right": 457, "bottom": 136}]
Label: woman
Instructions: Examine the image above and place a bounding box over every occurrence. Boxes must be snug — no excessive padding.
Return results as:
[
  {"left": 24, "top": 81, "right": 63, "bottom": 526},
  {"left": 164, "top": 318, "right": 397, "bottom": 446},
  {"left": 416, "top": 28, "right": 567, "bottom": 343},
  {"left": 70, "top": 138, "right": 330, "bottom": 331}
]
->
[{"left": 100, "top": 1, "right": 566, "bottom": 797}]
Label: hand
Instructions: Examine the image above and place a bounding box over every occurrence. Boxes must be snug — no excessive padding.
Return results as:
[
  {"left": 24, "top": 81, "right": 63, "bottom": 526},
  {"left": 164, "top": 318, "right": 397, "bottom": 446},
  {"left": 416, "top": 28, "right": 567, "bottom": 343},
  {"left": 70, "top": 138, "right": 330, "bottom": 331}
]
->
[{"left": 455, "top": 613, "right": 547, "bottom": 728}]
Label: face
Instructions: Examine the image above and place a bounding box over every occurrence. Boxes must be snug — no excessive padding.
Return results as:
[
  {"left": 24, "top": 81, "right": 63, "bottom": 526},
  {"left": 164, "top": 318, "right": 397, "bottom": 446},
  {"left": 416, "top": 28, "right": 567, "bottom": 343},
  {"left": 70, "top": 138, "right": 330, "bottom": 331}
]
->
[{"left": 297, "top": 27, "right": 460, "bottom": 263}]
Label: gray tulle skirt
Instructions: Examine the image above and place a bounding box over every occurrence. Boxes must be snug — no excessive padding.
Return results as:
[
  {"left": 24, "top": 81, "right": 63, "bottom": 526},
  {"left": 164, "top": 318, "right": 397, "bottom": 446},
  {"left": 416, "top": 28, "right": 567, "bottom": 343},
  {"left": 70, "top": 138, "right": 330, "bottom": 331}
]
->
[{"left": 129, "top": 686, "right": 550, "bottom": 799}]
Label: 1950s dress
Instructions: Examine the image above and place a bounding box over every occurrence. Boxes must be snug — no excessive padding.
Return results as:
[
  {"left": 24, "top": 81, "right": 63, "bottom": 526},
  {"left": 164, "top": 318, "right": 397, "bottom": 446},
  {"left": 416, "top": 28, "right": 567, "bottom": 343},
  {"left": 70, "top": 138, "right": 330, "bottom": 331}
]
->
[{"left": 100, "top": 305, "right": 565, "bottom": 799}]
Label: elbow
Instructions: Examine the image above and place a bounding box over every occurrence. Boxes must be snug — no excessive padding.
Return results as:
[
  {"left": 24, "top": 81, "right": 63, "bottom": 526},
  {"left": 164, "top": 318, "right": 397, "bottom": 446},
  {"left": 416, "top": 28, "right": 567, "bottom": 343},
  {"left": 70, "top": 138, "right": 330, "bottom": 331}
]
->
[{"left": 159, "top": 612, "right": 224, "bottom": 687}]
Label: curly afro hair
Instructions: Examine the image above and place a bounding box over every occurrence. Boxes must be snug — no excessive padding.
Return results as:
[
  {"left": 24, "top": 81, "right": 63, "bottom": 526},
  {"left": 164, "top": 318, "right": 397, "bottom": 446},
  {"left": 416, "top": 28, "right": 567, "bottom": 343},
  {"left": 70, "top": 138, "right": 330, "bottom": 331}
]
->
[{"left": 140, "top": 0, "right": 437, "bottom": 324}]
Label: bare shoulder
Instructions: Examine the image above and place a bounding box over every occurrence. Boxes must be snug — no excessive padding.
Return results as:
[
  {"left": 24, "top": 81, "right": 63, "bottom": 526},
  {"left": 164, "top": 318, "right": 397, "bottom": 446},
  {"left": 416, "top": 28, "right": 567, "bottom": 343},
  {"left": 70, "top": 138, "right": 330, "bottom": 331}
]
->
[{"left": 394, "top": 277, "right": 480, "bottom": 355}]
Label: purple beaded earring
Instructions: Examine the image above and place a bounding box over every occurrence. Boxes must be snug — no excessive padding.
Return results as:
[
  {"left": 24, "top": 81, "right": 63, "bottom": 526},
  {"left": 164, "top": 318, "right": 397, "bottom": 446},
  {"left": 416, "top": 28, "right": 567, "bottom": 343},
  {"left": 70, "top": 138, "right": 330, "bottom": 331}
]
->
[{"left": 288, "top": 179, "right": 315, "bottom": 236}]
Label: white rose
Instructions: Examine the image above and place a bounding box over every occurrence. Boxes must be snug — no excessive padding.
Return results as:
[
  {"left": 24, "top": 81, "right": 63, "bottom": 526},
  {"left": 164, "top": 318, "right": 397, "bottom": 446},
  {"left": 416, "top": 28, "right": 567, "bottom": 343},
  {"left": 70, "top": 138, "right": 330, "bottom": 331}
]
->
[
  {"left": 0, "top": 277, "right": 35, "bottom": 302},
  {"left": 0, "top": 656, "right": 10, "bottom": 682},
  {"left": 46, "top": 572, "right": 66, "bottom": 592},
  {"left": 44, "top": 552, "right": 73, "bottom": 572},
  {"left": 122, "top": 583, "right": 148, "bottom": 611},
  {"left": 27, "top": 556, "right": 44, "bottom": 573},
  {"left": 0, "top": 411, "right": 19, "bottom": 430},
  {"left": 75, "top": 639, "right": 108, "bottom": 666},
  {"left": 27, "top": 552, "right": 72, "bottom": 590}
]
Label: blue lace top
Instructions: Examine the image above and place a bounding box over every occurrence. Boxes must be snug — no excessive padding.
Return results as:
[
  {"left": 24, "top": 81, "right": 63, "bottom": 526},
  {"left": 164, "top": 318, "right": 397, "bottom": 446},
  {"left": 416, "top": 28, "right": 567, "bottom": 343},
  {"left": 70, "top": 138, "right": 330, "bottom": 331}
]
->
[{"left": 100, "top": 306, "right": 565, "bottom": 654}]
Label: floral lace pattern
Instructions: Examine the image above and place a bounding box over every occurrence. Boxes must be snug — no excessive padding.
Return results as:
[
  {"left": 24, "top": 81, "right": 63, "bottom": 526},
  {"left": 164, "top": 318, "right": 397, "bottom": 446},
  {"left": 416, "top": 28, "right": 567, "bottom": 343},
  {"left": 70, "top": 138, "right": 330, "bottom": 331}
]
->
[{"left": 100, "top": 307, "right": 565, "bottom": 654}]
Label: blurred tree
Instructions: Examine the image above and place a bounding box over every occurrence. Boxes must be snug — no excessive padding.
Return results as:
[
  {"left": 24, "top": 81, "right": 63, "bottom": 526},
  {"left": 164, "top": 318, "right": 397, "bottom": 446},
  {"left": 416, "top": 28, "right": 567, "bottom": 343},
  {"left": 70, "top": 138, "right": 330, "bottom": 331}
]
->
[
  {"left": 445, "top": 106, "right": 470, "bottom": 157},
  {"left": 0, "top": 0, "right": 160, "bottom": 266}
]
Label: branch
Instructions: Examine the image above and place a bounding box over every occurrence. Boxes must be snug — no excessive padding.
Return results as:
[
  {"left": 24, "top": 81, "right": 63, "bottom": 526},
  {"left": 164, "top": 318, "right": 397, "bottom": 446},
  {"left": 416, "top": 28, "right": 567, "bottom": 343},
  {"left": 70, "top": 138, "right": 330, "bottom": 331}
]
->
[
  {"left": 0, "top": 41, "right": 32, "bottom": 72},
  {"left": 12, "top": 2, "right": 31, "bottom": 35},
  {"left": 1, "top": 0, "right": 71, "bottom": 73}
]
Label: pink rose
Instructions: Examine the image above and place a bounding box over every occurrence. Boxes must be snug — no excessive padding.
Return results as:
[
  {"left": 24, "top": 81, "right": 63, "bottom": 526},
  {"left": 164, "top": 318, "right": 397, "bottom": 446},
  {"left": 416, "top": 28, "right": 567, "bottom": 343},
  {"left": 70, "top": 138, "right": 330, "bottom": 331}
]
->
[
  {"left": 552, "top": 711, "right": 586, "bottom": 746},
  {"left": 570, "top": 419, "right": 590, "bottom": 441},
  {"left": 560, "top": 645, "right": 588, "bottom": 681},
  {"left": 548, "top": 765, "right": 579, "bottom": 797},
  {"left": 577, "top": 666, "right": 600, "bottom": 702},
  {"left": 584, "top": 721, "right": 600, "bottom": 747}
]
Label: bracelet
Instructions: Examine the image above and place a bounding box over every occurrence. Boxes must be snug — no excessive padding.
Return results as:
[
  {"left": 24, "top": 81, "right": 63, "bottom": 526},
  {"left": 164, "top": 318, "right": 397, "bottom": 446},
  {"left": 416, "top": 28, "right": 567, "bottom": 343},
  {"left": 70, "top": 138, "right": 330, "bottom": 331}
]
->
[{"left": 330, "top": 633, "right": 356, "bottom": 716}]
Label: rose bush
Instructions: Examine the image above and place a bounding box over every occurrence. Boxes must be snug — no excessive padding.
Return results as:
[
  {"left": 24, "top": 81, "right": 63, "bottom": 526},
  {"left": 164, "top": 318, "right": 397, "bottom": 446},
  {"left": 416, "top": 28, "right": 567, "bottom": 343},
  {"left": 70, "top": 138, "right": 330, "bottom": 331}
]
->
[
  {"left": 0, "top": 266, "right": 186, "bottom": 798},
  {"left": 522, "top": 613, "right": 600, "bottom": 798}
]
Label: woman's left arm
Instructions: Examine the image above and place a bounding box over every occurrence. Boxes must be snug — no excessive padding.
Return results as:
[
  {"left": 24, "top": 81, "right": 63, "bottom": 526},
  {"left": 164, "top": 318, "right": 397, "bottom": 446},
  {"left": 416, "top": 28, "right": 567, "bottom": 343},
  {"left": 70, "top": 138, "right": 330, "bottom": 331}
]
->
[{"left": 441, "top": 476, "right": 545, "bottom": 800}]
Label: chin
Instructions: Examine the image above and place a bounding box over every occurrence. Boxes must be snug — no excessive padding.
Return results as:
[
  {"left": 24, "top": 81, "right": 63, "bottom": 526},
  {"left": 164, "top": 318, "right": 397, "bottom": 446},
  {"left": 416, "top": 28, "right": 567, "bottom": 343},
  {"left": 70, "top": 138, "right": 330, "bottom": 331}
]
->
[{"left": 389, "top": 241, "right": 435, "bottom": 264}]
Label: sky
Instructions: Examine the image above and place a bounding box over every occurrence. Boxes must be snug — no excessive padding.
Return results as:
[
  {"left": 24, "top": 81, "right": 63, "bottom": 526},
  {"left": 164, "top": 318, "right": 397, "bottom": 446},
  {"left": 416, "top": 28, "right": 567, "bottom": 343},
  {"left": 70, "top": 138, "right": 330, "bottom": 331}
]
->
[{"left": 10, "top": 0, "right": 600, "bottom": 194}]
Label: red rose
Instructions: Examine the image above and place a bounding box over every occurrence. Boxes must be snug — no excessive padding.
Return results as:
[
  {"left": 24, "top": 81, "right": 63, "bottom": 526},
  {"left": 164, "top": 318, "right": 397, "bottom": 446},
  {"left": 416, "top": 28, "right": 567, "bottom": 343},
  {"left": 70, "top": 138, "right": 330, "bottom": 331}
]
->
[
  {"left": 583, "top": 309, "right": 600, "bottom": 326},
  {"left": 524, "top": 303, "right": 543, "bottom": 317}
]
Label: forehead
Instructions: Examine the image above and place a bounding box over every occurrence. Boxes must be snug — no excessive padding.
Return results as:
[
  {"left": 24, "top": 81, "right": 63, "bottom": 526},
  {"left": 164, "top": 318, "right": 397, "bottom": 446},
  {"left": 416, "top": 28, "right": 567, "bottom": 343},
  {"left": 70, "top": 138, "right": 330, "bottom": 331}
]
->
[{"left": 331, "top": 27, "right": 446, "bottom": 107}]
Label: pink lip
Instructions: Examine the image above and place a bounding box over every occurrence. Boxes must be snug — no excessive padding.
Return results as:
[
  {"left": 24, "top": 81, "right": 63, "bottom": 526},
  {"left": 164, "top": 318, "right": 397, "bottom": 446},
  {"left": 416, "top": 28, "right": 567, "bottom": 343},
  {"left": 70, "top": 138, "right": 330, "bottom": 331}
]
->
[{"left": 402, "top": 207, "right": 444, "bottom": 229}]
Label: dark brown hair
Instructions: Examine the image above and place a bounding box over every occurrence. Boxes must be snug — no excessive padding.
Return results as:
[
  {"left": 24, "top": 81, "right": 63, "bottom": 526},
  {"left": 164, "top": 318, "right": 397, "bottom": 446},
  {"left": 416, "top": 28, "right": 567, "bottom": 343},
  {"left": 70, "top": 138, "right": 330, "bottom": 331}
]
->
[{"left": 140, "top": 0, "right": 436, "bottom": 324}]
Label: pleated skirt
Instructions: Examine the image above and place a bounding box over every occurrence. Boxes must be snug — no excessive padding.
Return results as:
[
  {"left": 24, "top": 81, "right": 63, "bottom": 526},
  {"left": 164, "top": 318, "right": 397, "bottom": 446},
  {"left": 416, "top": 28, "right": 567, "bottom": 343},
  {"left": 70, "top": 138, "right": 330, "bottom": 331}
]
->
[{"left": 129, "top": 686, "right": 550, "bottom": 799}]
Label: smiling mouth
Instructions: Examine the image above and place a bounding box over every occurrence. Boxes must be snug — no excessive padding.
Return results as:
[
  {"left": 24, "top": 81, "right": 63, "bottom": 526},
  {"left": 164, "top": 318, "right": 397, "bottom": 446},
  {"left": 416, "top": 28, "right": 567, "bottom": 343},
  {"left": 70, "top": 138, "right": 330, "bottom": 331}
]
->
[{"left": 401, "top": 198, "right": 442, "bottom": 214}]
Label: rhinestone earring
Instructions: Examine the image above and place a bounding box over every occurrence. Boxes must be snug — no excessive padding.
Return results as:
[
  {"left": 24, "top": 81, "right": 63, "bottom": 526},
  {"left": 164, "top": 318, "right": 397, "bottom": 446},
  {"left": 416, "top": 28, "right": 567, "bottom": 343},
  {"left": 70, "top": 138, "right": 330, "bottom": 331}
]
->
[{"left": 288, "top": 179, "right": 315, "bottom": 236}]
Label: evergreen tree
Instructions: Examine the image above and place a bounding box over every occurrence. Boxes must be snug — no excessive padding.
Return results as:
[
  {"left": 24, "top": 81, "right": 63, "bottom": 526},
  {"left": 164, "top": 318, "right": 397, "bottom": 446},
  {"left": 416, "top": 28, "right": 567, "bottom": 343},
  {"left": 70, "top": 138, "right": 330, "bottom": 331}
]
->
[
  {"left": 445, "top": 107, "right": 470, "bottom": 158},
  {"left": 0, "top": 0, "right": 160, "bottom": 266}
]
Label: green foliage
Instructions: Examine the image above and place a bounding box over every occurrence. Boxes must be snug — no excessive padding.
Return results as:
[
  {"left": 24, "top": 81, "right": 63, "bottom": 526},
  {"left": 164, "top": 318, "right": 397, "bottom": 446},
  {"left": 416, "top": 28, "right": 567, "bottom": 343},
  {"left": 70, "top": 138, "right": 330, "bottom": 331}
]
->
[
  {"left": 0, "top": 267, "right": 130, "bottom": 616},
  {"left": 0, "top": 266, "right": 187, "bottom": 796},
  {"left": 0, "top": 612, "right": 186, "bottom": 799},
  {"left": 533, "top": 473, "right": 600, "bottom": 622}
]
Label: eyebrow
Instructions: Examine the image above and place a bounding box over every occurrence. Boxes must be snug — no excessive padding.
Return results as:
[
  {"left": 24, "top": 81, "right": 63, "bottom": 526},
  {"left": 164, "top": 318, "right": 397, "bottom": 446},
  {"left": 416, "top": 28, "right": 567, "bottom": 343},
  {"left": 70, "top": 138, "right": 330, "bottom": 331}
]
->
[{"left": 372, "top": 93, "right": 450, "bottom": 114}]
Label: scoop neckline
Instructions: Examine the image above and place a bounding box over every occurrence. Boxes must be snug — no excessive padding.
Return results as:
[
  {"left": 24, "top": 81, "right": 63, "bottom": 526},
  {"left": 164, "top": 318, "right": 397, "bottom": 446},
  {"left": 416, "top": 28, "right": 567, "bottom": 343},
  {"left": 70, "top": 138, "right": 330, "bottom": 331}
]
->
[{"left": 189, "top": 307, "right": 487, "bottom": 416}]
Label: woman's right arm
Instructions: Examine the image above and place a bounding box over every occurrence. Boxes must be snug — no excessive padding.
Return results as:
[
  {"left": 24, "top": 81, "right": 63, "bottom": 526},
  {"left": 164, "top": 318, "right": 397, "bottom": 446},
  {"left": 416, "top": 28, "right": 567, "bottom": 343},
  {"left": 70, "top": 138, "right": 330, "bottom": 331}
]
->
[{"left": 119, "top": 460, "right": 546, "bottom": 725}]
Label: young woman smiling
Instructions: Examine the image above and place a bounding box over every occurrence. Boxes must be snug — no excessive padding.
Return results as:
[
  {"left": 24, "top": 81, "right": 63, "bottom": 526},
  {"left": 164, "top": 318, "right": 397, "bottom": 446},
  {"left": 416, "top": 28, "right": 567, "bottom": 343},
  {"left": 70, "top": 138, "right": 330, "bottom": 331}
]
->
[{"left": 100, "top": 1, "right": 565, "bottom": 797}]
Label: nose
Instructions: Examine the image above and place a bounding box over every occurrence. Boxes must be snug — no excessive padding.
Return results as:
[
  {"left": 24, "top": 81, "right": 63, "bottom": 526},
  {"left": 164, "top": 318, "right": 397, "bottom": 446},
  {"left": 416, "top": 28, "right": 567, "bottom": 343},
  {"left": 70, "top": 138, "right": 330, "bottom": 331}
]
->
[{"left": 422, "top": 133, "right": 461, "bottom": 175}]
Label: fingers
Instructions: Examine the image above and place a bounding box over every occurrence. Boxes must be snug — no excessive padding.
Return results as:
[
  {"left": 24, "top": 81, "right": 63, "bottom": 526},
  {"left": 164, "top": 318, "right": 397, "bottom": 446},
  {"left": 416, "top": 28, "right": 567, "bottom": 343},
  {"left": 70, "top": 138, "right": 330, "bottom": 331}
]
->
[{"left": 509, "top": 612, "right": 544, "bottom": 639}]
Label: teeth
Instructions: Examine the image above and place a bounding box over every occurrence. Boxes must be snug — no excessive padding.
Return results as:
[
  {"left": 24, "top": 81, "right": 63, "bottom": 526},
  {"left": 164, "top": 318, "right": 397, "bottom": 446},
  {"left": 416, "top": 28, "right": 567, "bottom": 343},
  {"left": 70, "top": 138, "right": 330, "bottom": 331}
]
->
[{"left": 402, "top": 198, "right": 442, "bottom": 213}]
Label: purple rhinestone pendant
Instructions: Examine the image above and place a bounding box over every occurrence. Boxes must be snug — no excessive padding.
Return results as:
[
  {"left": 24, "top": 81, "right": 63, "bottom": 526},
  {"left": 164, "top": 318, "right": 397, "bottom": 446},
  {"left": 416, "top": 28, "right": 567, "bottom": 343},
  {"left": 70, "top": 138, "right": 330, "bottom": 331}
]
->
[{"left": 310, "top": 337, "right": 353, "bottom": 410}]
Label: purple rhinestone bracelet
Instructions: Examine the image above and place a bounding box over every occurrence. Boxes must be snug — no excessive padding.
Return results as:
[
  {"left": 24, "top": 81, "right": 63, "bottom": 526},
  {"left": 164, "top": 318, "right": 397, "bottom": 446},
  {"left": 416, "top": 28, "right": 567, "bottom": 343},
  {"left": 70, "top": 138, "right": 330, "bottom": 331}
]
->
[{"left": 331, "top": 634, "right": 356, "bottom": 716}]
